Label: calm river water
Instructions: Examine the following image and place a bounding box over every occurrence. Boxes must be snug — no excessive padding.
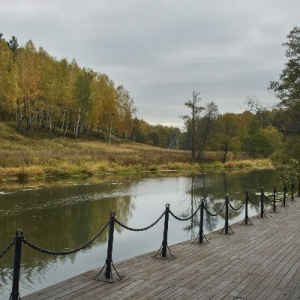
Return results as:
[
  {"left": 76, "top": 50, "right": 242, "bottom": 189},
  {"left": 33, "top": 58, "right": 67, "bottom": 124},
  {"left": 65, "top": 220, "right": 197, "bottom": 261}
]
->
[{"left": 0, "top": 169, "right": 281, "bottom": 298}]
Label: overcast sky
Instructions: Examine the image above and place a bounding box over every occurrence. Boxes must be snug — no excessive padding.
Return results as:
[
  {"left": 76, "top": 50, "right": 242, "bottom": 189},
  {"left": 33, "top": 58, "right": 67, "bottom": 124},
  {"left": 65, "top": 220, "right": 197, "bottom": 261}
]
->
[{"left": 1, "top": 1, "right": 299, "bottom": 128}]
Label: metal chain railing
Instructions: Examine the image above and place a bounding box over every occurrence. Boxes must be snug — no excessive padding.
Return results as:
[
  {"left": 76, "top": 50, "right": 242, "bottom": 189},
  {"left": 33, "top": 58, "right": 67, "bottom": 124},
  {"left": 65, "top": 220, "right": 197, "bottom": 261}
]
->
[
  {"left": 0, "top": 238, "right": 16, "bottom": 259},
  {"left": 169, "top": 204, "right": 201, "bottom": 221},
  {"left": 115, "top": 211, "right": 165, "bottom": 231},
  {"left": 204, "top": 201, "right": 225, "bottom": 216},
  {"left": 23, "top": 220, "right": 110, "bottom": 256}
]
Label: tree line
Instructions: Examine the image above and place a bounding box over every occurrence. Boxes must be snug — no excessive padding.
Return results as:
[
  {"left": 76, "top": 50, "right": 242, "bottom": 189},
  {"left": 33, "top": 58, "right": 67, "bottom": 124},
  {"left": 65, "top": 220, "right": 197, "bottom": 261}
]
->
[
  {"left": 0, "top": 34, "right": 137, "bottom": 139},
  {"left": 182, "top": 92, "right": 282, "bottom": 162},
  {"left": 0, "top": 33, "right": 182, "bottom": 144},
  {"left": 0, "top": 27, "right": 299, "bottom": 171}
]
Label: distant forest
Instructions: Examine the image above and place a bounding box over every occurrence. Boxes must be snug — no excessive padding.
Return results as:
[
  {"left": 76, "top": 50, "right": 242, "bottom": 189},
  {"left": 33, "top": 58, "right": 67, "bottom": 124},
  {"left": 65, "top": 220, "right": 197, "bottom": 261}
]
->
[
  {"left": 1, "top": 30, "right": 299, "bottom": 167},
  {"left": 0, "top": 33, "right": 182, "bottom": 145}
]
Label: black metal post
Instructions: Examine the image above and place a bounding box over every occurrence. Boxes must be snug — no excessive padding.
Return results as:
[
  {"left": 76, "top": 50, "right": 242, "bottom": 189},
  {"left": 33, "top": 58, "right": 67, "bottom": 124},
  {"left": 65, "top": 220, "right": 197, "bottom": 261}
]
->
[
  {"left": 273, "top": 186, "right": 277, "bottom": 212},
  {"left": 161, "top": 204, "right": 170, "bottom": 257},
  {"left": 291, "top": 181, "right": 295, "bottom": 202},
  {"left": 282, "top": 183, "right": 287, "bottom": 207},
  {"left": 242, "top": 191, "right": 253, "bottom": 225},
  {"left": 199, "top": 200, "right": 204, "bottom": 243},
  {"left": 153, "top": 203, "right": 173, "bottom": 258},
  {"left": 225, "top": 195, "right": 229, "bottom": 234},
  {"left": 194, "top": 200, "right": 208, "bottom": 244},
  {"left": 94, "top": 211, "right": 121, "bottom": 282},
  {"left": 260, "top": 188, "right": 264, "bottom": 218},
  {"left": 105, "top": 211, "right": 115, "bottom": 279},
  {"left": 10, "top": 230, "right": 23, "bottom": 300},
  {"left": 220, "top": 195, "right": 233, "bottom": 234},
  {"left": 244, "top": 191, "right": 249, "bottom": 225}
]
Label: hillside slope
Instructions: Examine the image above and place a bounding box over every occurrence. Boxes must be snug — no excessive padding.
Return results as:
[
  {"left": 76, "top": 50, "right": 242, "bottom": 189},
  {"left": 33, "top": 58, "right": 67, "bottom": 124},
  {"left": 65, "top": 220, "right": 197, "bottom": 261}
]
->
[{"left": 0, "top": 122, "right": 272, "bottom": 181}]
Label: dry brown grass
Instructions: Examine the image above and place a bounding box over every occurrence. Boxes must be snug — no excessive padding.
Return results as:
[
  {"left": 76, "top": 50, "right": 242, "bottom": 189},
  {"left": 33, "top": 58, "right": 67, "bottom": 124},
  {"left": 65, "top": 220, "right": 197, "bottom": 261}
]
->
[{"left": 0, "top": 122, "right": 273, "bottom": 181}]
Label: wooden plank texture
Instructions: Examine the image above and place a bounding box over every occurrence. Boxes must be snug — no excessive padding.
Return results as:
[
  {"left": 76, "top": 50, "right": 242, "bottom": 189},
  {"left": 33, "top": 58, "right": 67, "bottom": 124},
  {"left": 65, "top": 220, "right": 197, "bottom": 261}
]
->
[{"left": 23, "top": 197, "right": 300, "bottom": 300}]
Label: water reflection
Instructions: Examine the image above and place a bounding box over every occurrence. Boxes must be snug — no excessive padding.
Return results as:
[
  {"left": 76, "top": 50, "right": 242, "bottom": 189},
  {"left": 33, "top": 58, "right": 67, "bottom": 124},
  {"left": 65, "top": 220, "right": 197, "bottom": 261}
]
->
[
  {"left": 0, "top": 169, "right": 281, "bottom": 298},
  {"left": 180, "top": 170, "right": 279, "bottom": 238}
]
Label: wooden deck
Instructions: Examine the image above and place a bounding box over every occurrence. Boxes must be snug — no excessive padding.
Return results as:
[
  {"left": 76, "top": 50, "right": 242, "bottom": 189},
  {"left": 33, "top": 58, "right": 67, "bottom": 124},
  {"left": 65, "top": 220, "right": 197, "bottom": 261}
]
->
[{"left": 24, "top": 197, "right": 300, "bottom": 300}]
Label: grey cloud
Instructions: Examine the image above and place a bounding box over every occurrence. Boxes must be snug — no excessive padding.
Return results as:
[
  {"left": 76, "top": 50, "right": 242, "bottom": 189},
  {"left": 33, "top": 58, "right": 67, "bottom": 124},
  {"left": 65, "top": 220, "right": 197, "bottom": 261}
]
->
[{"left": 1, "top": 0, "right": 299, "bottom": 127}]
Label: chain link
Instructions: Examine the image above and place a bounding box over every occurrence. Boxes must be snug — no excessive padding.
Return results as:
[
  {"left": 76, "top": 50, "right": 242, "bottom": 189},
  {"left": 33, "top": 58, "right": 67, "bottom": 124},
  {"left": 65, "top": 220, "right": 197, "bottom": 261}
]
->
[
  {"left": 248, "top": 196, "right": 259, "bottom": 205},
  {"left": 0, "top": 238, "right": 16, "bottom": 259},
  {"left": 273, "top": 189, "right": 285, "bottom": 202},
  {"left": 115, "top": 211, "right": 165, "bottom": 231},
  {"left": 169, "top": 204, "right": 201, "bottom": 221},
  {"left": 22, "top": 220, "right": 109, "bottom": 256},
  {"left": 228, "top": 200, "right": 244, "bottom": 211},
  {"left": 204, "top": 201, "right": 225, "bottom": 216}
]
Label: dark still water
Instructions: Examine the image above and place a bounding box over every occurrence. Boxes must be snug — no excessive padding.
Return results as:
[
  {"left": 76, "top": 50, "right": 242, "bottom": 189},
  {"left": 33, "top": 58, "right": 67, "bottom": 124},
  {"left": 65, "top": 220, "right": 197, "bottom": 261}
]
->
[{"left": 0, "top": 169, "right": 281, "bottom": 298}]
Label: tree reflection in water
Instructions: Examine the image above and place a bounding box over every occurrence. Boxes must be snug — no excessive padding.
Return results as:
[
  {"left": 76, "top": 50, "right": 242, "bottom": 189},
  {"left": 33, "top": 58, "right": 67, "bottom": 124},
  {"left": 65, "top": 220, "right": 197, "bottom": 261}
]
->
[{"left": 182, "top": 170, "right": 281, "bottom": 238}]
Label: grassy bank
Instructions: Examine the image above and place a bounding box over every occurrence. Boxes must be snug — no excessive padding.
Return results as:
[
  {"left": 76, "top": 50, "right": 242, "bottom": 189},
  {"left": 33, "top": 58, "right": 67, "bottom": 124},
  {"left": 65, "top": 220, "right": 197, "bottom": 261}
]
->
[{"left": 0, "top": 122, "right": 273, "bottom": 181}]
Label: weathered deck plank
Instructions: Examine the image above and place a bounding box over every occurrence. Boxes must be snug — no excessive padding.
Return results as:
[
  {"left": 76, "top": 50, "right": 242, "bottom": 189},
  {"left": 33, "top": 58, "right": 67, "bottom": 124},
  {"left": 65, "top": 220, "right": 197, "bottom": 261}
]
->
[{"left": 23, "top": 197, "right": 300, "bottom": 299}]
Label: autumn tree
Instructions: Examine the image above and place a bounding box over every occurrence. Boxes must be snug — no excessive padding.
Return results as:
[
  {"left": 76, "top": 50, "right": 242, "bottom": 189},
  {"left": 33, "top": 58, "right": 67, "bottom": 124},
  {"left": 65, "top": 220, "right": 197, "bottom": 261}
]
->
[
  {"left": 242, "top": 126, "right": 282, "bottom": 158},
  {"left": 60, "top": 59, "right": 80, "bottom": 135},
  {"left": 147, "top": 125, "right": 180, "bottom": 148},
  {"left": 214, "top": 113, "right": 245, "bottom": 163},
  {"left": 73, "top": 68, "right": 94, "bottom": 138},
  {"left": 0, "top": 40, "right": 19, "bottom": 120},
  {"left": 131, "top": 117, "right": 151, "bottom": 143},
  {"left": 15, "top": 40, "right": 44, "bottom": 131},
  {"left": 115, "top": 85, "right": 136, "bottom": 139},
  {"left": 91, "top": 73, "right": 118, "bottom": 139},
  {"left": 238, "top": 111, "right": 282, "bottom": 158},
  {"left": 32, "top": 47, "right": 58, "bottom": 131},
  {"left": 182, "top": 91, "right": 204, "bottom": 159},
  {"left": 195, "top": 101, "right": 219, "bottom": 160}
]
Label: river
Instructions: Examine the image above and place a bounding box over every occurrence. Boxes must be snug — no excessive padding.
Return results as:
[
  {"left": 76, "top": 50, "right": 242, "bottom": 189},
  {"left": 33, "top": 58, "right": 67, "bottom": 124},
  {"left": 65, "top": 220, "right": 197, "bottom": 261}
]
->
[{"left": 0, "top": 169, "right": 282, "bottom": 298}]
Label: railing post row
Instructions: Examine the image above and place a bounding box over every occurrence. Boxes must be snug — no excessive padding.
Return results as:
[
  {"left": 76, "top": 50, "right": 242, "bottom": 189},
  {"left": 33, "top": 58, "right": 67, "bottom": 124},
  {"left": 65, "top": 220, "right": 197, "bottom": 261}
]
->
[
  {"left": 161, "top": 204, "right": 170, "bottom": 257},
  {"left": 10, "top": 230, "right": 23, "bottom": 300}
]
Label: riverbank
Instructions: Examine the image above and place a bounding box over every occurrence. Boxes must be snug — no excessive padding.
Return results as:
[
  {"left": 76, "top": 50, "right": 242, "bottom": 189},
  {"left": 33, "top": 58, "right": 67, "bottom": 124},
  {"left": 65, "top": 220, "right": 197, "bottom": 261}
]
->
[{"left": 0, "top": 122, "right": 273, "bottom": 182}]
